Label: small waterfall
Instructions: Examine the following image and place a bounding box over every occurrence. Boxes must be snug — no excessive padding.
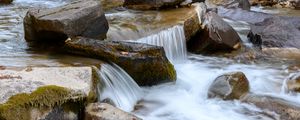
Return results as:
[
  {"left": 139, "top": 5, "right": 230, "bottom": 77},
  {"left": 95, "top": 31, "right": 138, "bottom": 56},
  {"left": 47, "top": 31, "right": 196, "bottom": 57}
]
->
[
  {"left": 133, "top": 25, "right": 187, "bottom": 64},
  {"left": 96, "top": 63, "right": 143, "bottom": 112}
]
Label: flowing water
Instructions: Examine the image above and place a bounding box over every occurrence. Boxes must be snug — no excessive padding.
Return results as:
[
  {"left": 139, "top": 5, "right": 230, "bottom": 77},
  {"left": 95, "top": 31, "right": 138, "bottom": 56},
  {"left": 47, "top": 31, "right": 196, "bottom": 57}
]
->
[
  {"left": 96, "top": 63, "right": 143, "bottom": 112},
  {"left": 1, "top": 0, "right": 300, "bottom": 120},
  {"left": 130, "top": 25, "right": 187, "bottom": 64}
]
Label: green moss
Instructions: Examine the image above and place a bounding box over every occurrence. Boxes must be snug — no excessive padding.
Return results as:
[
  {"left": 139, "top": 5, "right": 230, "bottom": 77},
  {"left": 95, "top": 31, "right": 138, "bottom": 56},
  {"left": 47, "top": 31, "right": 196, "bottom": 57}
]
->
[{"left": 0, "top": 85, "right": 84, "bottom": 120}]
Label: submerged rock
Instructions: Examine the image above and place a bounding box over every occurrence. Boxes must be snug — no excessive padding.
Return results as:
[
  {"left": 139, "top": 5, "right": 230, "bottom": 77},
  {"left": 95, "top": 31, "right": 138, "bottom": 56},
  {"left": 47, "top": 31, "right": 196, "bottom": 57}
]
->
[
  {"left": 65, "top": 37, "right": 176, "bottom": 86},
  {"left": 250, "top": 0, "right": 300, "bottom": 9},
  {"left": 242, "top": 94, "right": 300, "bottom": 120},
  {"left": 0, "top": 0, "right": 13, "bottom": 4},
  {"left": 24, "top": 0, "right": 109, "bottom": 42},
  {"left": 124, "top": 0, "right": 185, "bottom": 10},
  {"left": 208, "top": 72, "right": 249, "bottom": 100},
  {"left": 0, "top": 67, "right": 97, "bottom": 120},
  {"left": 85, "top": 103, "right": 142, "bottom": 120},
  {"left": 100, "top": 0, "right": 124, "bottom": 11},
  {"left": 285, "top": 73, "right": 300, "bottom": 93},
  {"left": 187, "top": 11, "right": 241, "bottom": 53}
]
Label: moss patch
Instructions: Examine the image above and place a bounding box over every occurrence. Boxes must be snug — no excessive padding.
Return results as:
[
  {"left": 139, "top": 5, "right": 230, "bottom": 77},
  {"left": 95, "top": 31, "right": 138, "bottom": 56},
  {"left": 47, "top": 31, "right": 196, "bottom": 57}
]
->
[{"left": 0, "top": 85, "right": 85, "bottom": 120}]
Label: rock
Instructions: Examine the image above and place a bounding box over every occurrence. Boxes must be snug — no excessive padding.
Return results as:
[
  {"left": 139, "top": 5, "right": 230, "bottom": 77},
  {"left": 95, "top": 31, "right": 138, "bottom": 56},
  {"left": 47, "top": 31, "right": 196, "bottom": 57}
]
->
[
  {"left": 208, "top": 72, "right": 250, "bottom": 100},
  {"left": 65, "top": 37, "right": 176, "bottom": 86},
  {"left": 184, "top": 3, "right": 206, "bottom": 41},
  {"left": 100, "top": 0, "right": 124, "bottom": 11},
  {"left": 0, "top": 67, "right": 98, "bottom": 120},
  {"left": 262, "top": 47, "right": 300, "bottom": 60},
  {"left": 242, "top": 94, "right": 300, "bottom": 120},
  {"left": 250, "top": 0, "right": 300, "bottom": 9},
  {"left": 24, "top": 0, "right": 109, "bottom": 42},
  {"left": 0, "top": 0, "right": 12, "bottom": 4},
  {"left": 213, "top": 0, "right": 251, "bottom": 10},
  {"left": 285, "top": 73, "right": 300, "bottom": 93},
  {"left": 218, "top": 7, "right": 272, "bottom": 24},
  {"left": 85, "top": 103, "right": 142, "bottom": 120},
  {"left": 248, "top": 17, "right": 300, "bottom": 48},
  {"left": 124, "top": 0, "right": 185, "bottom": 10},
  {"left": 187, "top": 11, "right": 241, "bottom": 53}
]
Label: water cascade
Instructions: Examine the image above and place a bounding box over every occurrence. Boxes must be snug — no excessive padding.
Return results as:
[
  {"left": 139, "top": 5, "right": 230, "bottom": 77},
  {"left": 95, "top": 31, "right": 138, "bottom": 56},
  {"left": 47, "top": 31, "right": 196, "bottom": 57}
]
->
[
  {"left": 96, "top": 63, "right": 143, "bottom": 112},
  {"left": 132, "top": 25, "right": 187, "bottom": 64}
]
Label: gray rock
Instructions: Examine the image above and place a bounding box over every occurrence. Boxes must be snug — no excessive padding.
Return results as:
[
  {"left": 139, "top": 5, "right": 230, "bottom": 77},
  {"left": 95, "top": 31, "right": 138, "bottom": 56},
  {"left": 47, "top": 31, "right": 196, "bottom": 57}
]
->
[
  {"left": 24, "top": 0, "right": 109, "bottom": 42},
  {"left": 208, "top": 72, "right": 250, "bottom": 100},
  {"left": 85, "top": 103, "right": 142, "bottom": 120}
]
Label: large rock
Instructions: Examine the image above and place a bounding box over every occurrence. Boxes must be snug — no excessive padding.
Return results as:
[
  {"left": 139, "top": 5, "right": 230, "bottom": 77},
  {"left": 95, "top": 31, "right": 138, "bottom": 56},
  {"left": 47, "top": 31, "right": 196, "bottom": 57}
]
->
[
  {"left": 0, "top": 0, "right": 12, "bottom": 4},
  {"left": 210, "top": 0, "right": 251, "bottom": 10},
  {"left": 208, "top": 72, "right": 250, "bottom": 100},
  {"left": 248, "top": 17, "right": 300, "bottom": 48},
  {"left": 24, "top": 0, "right": 109, "bottom": 42},
  {"left": 242, "top": 94, "right": 300, "bottom": 120},
  {"left": 187, "top": 11, "right": 241, "bottom": 53},
  {"left": 0, "top": 67, "right": 98, "bottom": 120},
  {"left": 65, "top": 37, "right": 176, "bottom": 86},
  {"left": 284, "top": 73, "right": 300, "bottom": 93},
  {"left": 85, "top": 103, "right": 142, "bottom": 120},
  {"left": 124, "top": 0, "right": 185, "bottom": 10}
]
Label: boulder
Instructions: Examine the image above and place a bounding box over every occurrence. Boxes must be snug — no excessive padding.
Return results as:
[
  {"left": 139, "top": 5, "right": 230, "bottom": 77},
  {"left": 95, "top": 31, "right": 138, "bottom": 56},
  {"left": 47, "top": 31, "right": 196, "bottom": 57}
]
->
[
  {"left": 248, "top": 17, "right": 300, "bottom": 48},
  {"left": 187, "top": 11, "right": 241, "bottom": 53},
  {"left": 284, "top": 73, "right": 300, "bottom": 93},
  {"left": 208, "top": 72, "right": 250, "bottom": 100},
  {"left": 124, "top": 0, "right": 185, "bottom": 10},
  {"left": 0, "top": 0, "right": 12, "bottom": 4},
  {"left": 0, "top": 67, "right": 98, "bottom": 120},
  {"left": 64, "top": 37, "right": 176, "bottom": 86},
  {"left": 85, "top": 103, "right": 142, "bottom": 120},
  {"left": 242, "top": 94, "right": 300, "bottom": 120},
  {"left": 262, "top": 47, "right": 300, "bottom": 60},
  {"left": 24, "top": 0, "right": 109, "bottom": 42}
]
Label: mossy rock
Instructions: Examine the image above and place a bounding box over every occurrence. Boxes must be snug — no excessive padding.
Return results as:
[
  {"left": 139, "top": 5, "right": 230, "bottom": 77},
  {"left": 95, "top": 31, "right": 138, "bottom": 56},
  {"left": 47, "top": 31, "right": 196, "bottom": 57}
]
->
[
  {"left": 0, "top": 0, "right": 13, "bottom": 4},
  {"left": 65, "top": 37, "right": 176, "bottom": 86},
  {"left": 0, "top": 85, "right": 89, "bottom": 120}
]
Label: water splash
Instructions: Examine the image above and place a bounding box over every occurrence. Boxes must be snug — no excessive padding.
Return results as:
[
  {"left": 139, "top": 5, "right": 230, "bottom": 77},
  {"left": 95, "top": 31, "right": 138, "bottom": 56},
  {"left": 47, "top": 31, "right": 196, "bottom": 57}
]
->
[
  {"left": 133, "top": 25, "right": 187, "bottom": 64},
  {"left": 96, "top": 63, "right": 143, "bottom": 112}
]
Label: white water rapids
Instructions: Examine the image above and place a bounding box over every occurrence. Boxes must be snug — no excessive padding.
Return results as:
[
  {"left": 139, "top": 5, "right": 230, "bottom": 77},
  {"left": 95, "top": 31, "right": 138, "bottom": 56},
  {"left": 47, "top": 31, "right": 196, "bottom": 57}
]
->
[{"left": 1, "top": 0, "right": 300, "bottom": 120}]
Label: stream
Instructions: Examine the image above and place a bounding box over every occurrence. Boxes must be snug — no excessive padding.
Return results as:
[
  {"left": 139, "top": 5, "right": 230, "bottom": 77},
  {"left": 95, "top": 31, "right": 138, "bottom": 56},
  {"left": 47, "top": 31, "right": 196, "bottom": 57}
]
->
[{"left": 1, "top": 0, "right": 300, "bottom": 120}]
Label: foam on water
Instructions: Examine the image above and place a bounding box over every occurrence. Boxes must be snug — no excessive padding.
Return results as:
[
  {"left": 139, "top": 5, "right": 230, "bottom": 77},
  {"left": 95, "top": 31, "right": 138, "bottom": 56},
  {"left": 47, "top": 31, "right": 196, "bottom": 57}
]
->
[{"left": 135, "top": 54, "right": 297, "bottom": 120}]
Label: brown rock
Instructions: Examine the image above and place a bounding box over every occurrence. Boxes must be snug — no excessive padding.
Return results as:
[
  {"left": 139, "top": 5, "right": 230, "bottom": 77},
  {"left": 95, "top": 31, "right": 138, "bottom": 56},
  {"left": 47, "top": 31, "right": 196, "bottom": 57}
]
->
[
  {"left": 285, "top": 73, "right": 300, "bottom": 92},
  {"left": 242, "top": 94, "right": 300, "bottom": 120},
  {"left": 187, "top": 11, "right": 241, "bottom": 53},
  {"left": 64, "top": 37, "right": 176, "bottom": 86},
  {"left": 0, "top": 0, "right": 12, "bottom": 4},
  {"left": 208, "top": 72, "right": 250, "bottom": 100},
  {"left": 85, "top": 103, "right": 142, "bottom": 120}
]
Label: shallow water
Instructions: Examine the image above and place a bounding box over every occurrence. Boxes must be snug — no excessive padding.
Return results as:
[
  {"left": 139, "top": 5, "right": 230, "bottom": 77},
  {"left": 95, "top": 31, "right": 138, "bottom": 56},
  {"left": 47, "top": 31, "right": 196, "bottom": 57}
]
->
[
  {"left": 1, "top": 1, "right": 300, "bottom": 120},
  {"left": 0, "top": 0, "right": 102, "bottom": 67}
]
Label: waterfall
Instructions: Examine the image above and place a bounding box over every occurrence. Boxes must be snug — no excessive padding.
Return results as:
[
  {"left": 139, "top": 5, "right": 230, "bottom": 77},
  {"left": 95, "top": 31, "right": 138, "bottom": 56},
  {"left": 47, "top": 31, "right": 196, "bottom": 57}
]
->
[
  {"left": 133, "top": 25, "right": 187, "bottom": 64},
  {"left": 96, "top": 63, "right": 143, "bottom": 112}
]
